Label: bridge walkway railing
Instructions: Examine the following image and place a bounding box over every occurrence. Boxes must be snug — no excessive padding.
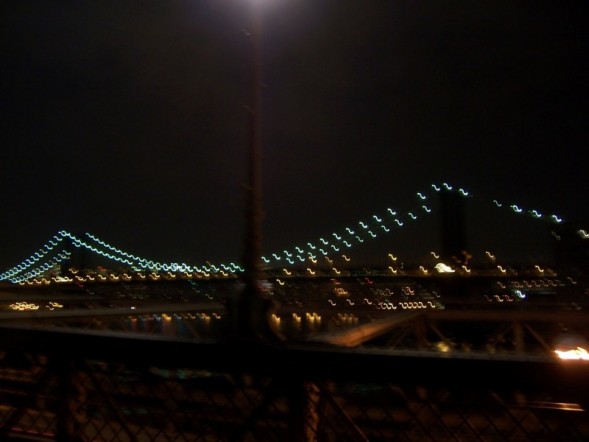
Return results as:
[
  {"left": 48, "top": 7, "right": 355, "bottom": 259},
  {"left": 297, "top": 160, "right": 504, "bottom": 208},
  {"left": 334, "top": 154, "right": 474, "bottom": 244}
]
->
[{"left": 0, "top": 324, "right": 588, "bottom": 441}]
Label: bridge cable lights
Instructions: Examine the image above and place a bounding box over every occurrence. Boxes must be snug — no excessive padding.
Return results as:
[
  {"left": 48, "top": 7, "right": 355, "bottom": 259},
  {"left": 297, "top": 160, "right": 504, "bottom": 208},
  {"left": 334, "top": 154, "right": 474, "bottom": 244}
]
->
[{"left": 1, "top": 182, "right": 577, "bottom": 283}]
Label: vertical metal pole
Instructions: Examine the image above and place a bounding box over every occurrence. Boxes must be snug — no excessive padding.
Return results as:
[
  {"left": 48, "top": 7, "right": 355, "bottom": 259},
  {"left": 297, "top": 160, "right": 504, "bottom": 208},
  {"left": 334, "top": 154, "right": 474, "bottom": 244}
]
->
[
  {"left": 242, "top": 4, "right": 263, "bottom": 295},
  {"left": 236, "top": 5, "right": 278, "bottom": 341}
]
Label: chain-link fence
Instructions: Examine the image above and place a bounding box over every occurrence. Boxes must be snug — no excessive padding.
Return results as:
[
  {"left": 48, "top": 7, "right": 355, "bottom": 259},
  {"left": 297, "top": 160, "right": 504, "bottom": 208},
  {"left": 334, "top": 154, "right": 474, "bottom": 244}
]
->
[{"left": 1, "top": 326, "right": 588, "bottom": 441}]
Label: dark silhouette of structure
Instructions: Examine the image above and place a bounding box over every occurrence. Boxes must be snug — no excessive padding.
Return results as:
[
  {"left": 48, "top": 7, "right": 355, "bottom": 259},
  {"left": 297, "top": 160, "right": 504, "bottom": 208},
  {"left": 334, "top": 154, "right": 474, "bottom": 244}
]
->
[
  {"left": 233, "top": 5, "right": 282, "bottom": 343},
  {"left": 439, "top": 188, "right": 468, "bottom": 265}
]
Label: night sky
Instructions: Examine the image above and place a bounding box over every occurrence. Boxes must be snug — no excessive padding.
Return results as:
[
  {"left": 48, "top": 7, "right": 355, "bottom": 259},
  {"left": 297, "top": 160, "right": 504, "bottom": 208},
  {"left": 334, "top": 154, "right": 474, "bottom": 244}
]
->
[{"left": 1, "top": 0, "right": 587, "bottom": 271}]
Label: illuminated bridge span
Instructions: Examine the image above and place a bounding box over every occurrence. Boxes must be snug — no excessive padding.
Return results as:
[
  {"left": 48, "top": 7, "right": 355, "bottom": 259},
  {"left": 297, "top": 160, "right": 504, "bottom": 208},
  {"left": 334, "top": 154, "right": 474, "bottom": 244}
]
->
[
  {"left": 1, "top": 180, "right": 587, "bottom": 352},
  {"left": 0, "top": 184, "right": 588, "bottom": 441},
  {"left": 1, "top": 182, "right": 586, "bottom": 285}
]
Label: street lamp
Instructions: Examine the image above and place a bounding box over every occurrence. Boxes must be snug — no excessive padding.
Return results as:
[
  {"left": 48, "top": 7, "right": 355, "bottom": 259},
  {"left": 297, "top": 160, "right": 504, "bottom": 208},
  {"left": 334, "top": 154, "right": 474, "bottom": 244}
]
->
[
  {"left": 233, "top": 1, "right": 281, "bottom": 342},
  {"left": 242, "top": 1, "right": 263, "bottom": 292}
]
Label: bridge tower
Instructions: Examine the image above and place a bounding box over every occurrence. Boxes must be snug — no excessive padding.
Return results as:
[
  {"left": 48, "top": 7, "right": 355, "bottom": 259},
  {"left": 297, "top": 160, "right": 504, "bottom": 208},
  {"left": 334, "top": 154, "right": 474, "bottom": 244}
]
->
[
  {"left": 552, "top": 222, "right": 589, "bottom": 278},
  {"left": 438, "top": 189, "right": 470, "bottom": 300},
  {"left": 439, "top": 188, "right": 469, "bottom": 265},
  {"left": 58, "top": 233, "right": 87, "bottom": 277}
]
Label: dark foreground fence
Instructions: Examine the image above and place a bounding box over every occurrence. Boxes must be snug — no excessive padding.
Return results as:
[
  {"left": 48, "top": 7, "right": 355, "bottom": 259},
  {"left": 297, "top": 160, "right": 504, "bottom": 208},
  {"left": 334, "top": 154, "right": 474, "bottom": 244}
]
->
[{"left": 1, "top": 324, "right": 588, "bottom": 441}]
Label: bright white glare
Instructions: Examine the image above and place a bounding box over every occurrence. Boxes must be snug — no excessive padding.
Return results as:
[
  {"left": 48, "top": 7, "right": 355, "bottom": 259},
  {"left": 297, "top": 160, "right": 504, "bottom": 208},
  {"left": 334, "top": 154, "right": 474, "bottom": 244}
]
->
[
  {"left": 434, "top": 263, "right": 455, "bottom": 273},
  {"left": 555, "top": 347, "right": 589, "bottom": 361}
]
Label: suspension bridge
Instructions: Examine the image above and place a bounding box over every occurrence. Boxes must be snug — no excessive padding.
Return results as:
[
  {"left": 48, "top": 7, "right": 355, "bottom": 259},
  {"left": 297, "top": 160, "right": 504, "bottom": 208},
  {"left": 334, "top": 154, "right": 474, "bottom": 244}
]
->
[
  {"left": 0, "top": 183, "right": 588, "bottom": 441},
  {"left": 1, "top": 182, "right": 585, "bottom": 285}
]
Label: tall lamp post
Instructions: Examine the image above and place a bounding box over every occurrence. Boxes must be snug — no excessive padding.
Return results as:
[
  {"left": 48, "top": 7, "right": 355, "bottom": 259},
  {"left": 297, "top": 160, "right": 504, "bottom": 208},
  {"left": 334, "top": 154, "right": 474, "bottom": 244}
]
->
[
  {"left": 242, "top": 2, "right": 263, "bottom": 292},
  {"left": 234, "top": 1, "right": 280, "bottom": 342}
]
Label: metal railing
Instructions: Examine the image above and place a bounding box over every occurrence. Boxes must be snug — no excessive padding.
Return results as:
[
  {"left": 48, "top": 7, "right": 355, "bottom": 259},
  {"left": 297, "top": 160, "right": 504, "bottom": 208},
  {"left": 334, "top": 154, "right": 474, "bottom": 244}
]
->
[{"left": 1, "top": 324, "right": 588, "bottom": 441}]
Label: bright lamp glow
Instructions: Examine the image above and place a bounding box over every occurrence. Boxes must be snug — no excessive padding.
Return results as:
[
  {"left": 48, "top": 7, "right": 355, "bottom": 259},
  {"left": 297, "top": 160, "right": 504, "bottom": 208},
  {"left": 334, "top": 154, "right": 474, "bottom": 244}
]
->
[{"left": 555, "top": 347, "right": 589, "bottom": 360}]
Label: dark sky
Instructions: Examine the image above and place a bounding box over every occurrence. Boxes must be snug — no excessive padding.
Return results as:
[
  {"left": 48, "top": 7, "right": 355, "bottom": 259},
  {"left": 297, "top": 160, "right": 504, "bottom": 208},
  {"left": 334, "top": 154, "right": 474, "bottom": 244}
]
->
[{"left": 1, "top": 0, "right": 587, "bottom": 271}]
